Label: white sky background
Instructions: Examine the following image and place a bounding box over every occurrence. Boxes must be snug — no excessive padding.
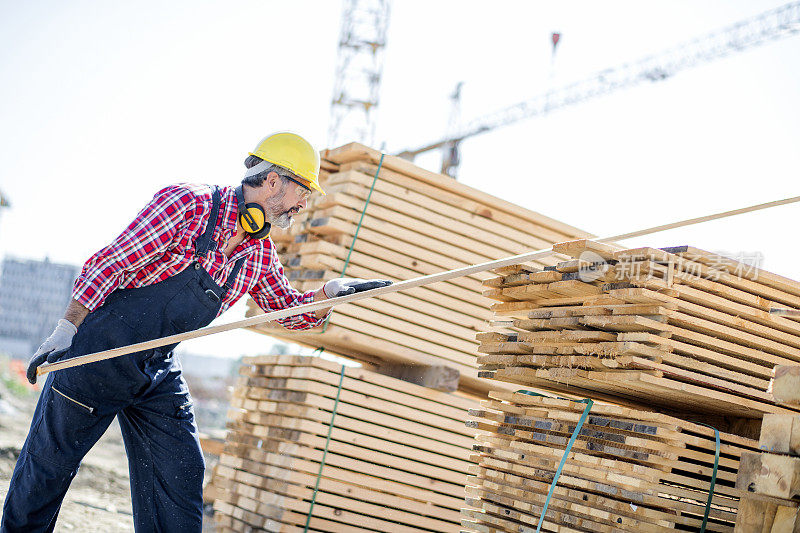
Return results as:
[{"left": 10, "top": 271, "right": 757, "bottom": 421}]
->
[{"left": 0, "top": 1, "right": 798, "bottom": 360}]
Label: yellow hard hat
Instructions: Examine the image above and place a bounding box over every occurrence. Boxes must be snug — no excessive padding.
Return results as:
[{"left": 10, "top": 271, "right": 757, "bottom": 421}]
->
[{"left": 248, "top": 132, "right": 325, "bottom": 195}]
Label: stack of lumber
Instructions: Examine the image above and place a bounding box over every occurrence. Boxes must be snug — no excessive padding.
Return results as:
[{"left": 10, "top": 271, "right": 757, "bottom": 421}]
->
[
  {"left": 463, "top": 391, "right": 760, "bottom": 532},
  {"left": 210, "top": 355, "right": 481, "bottom": 532},
  {"left": 478, "top": 239, "right": 800, "bottom": 417},
  {"left": 246, "top": 142, "right": 591, "bottom": 393},
  {"left": 734, "top": 413, "right": 800, "bottom": 531}
]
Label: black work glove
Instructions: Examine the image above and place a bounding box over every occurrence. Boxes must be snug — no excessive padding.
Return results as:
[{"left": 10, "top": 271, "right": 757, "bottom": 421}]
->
[
  {"left": 323, "top": 278, "right": 393, "bottom": 298},
  {"left": 26, "top": 319, "right": 77, "bottom": 384}
]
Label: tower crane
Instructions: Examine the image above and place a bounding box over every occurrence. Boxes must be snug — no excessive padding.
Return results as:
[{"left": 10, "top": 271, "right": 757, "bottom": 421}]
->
[
  {"left": 440, "top": 81, "right": 463, "bottom": 178},
  {"left": 397, "top": 2, "right": 800, "bottom": 178},
  {"left": 328, "top": 0, "right": 391, "bottom": 148}
]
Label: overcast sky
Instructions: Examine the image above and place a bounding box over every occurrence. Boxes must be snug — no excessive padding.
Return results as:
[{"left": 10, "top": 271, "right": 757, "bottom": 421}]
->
[{"left": 1, "top": 1, "right": 798, "bottom": 359}]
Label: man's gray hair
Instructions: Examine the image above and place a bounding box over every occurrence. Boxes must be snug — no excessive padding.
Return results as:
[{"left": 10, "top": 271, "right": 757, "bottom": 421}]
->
[{"left": 242, "top": 155, "right": 297, "bottom": 187}]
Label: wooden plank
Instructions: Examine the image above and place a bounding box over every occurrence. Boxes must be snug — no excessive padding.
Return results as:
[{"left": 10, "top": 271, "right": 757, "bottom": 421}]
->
[
  {"left": 616, "top": 332, "right": 775, "bottom": 380},
  {"left": 342, "top": 160, "right": 590, "bottom": 245},
  {"left": 617, "top": 247, "right": 800, "bottom": 309},
  {"left": 254, "top": 303, "right": 478, "bottom": 366},
  {"left": 474, "top": 437, "right": 738, "bottom": 528},
  {"left": 214, "top": 475, "right": 461, "bottom": 532},
  {"left": 759, "top": 414, "right": 800, "bottom": 456},
  {"left": 583, "top": 309, "right": 799, "bottom": 369},
  {"left": 466, "top": 470, "right": 686, "bottom": 531},
  {"left": 324, "top": 143, "right": 592, "bottom": 239},
  {"left": 488, "top": 366, "right": 794, "bottom": 417},
  {"left": 326, "top": 168, "right": 565, "bottom": 250},
  {"left": 246, "top": 314, "right": 513, "bottom": 395},
  {"left": 287, "top": 237, "right": 487, "bottom": 291},
  {"left": 215, "top": 454, "right": 458, "bottom": 516},
  {"left": 235, "top": 369, "right": 473, "bottom": 434},
  {"left": 213, "top": 461, "right": 461, "bottom": 524},
  {"left": 215, "top": 482, "right": 436, "bottom": 533},
  {"left": 619, "top": 262, "right": 800, "bottom": 350},
  {"left": 248, "top": 354, "right": 478, "bottom": 410},
  {"left": 662, "top": 245, "right": 800, "bottom": 299},
  {"left": 306, "top": 201, "right": 530, "bottom": 265},
  {"left": 317, "top": 175, "right": 552, "bottom": 255},
  {"left": 734, "top": 496, "right": 800, "bottom": 533},
  {"left": 552, "top": 239, "right": 621, "bottom": 260},
  {"left": 284, "top": 247, "right": 490, "bottom": 316},
  {"left": 736, "top": 452, "right": 800, "bottom": 500},
  {"left": 226, "top": 408, "right": 471, "bottom": 476},
  {"left": 222, "top": 429, "right": 467, "bottom": 504},
  {"left": 377, "top": 363, "right": 460, "bottom": 391},
  {"left": 464, "top": 392, "right": 758, "bottom": 532},
  {"left": 233, "top": 380, "right": 476, "bottom": 448},
  {"left": 773, "top": 365, "right": 800, "bottom": 407}
]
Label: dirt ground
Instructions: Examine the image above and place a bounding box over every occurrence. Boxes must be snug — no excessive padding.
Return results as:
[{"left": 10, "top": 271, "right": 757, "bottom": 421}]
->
[{"left": 0, "top": 388, "right": 218, "bottom": 531}]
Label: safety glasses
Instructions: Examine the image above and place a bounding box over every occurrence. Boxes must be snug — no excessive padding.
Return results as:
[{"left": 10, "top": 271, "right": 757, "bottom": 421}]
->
[{"left": 283, "top": 176, "right": 312, "bottom": 201}]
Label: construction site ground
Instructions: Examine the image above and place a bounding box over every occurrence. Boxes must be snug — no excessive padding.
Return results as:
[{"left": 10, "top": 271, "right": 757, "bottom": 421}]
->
[{"left": 0, "top": 384, "right": 217, "bottom": 531}]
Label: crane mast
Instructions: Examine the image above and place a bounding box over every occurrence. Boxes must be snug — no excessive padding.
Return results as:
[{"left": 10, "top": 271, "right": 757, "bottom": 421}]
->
[{"left": 328, "top": 0, "right": 391, "bottom": 148}]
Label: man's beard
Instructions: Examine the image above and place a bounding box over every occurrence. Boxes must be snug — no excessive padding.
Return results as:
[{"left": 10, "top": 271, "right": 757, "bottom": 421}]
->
[
  {"left": 270, "top": 210, "right": 293, "bottom": 229},
  {"left": 265, "top": 186, "right": 294, "bottom": 229}
]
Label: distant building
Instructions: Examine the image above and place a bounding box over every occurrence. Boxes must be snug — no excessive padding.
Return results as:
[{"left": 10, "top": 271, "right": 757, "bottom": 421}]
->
[
  {"left": 0, "top": 189, "right": 8, "bottom": 234},
  {"left": 0, "top": 257, "right": 79, "bottom": 359}
]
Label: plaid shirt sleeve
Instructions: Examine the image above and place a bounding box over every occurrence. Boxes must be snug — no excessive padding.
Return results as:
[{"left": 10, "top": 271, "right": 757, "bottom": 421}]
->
[
  {"left": 72, "top": 185, "right": 197, "bottom": 311},
  {"left": 249, "top": 243, "right": 329, "bottom": 330}
]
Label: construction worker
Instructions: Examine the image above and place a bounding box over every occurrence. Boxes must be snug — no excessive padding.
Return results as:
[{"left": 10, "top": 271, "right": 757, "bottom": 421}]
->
[{"left": 1, "top": 132, "right": 391, "bottom": 532}]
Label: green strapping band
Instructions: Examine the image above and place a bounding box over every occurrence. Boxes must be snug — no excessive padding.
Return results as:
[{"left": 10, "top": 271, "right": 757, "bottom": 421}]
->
[
  {"left": 303, "top": 364, "right": 346, "bottom": 532},
  {"left": 514, "top": 391, "right": 593, "bottom": 532},
  {"left": 698, "top": 423, "right": 720, "bottom": 532},
  {"left": 319, "top": 152, "right": 385, "bottom": 335},
  {"left": 514, "top": 392, "right": 720, "bottom": 531},
  {"left": 537, "top": 398, "right": 593, "bottom": 532}
]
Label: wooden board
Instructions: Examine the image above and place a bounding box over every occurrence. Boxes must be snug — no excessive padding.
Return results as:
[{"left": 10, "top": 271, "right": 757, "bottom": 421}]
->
[
  {"left": 210, "top": 355, "right": 482, "bottom": 532},
  {"left": 734, "top": 497, "right": 800, "bottom": 533},
  {"left": 772, "top": 365, "right": 800, "bottom": 407}
]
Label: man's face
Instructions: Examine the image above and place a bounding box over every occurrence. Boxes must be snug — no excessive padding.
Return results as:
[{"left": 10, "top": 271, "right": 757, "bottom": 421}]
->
[{"left": 265, "top": 178, "right": 310, "bottom": 229}]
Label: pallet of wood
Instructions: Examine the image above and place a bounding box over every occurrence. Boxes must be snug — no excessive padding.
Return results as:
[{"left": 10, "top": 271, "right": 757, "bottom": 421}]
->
[
  {"left": 245, "top": 143, "right": 591, "bottom": 394},
  {"left": 463, "top": 391, "right": 759, "bottom": 532},
  {"left": 209, "top": 355, "right": 481, "bottom": 532},
  {"left": 734, "top": 411, "right": 800, "bottom": 532},
  {"left": 478, "top": 239, "right": 800, "bottom": 417}
]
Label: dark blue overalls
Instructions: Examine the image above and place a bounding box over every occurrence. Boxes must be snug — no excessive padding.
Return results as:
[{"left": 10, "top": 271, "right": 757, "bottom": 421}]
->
[{"left": 2, "top": 189, "right": 243, "bottom": 532}]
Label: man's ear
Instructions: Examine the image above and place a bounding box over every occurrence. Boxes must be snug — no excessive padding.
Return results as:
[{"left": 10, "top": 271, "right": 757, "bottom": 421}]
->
[{"left": 266, "top": 171, "right": 281, "bottom": 194}]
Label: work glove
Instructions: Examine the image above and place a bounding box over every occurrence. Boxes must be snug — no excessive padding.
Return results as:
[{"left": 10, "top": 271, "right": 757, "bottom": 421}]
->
[
  {"left": 26, "top": 319, "right": 78, "bottom": 384},
  {"left": 323, "top": 278, "right": 392, "bottom": 298}
]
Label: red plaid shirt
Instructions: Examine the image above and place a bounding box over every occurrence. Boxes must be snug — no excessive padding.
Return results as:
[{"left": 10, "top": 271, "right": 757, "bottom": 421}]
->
[{"left": 73, "top": 184, "right": 325, "bottom": 330}]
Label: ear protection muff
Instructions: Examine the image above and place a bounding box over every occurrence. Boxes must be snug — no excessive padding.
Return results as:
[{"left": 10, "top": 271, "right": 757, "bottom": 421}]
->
[{"left": 235, "top": 185, "right": 271, "bottom": 239}]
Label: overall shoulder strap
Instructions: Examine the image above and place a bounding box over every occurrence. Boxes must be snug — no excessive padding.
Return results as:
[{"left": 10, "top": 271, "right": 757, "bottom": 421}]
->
[
  {"left": 195, "top": 187, "right": 222, "bottom": 258},
  {"left": 222, "top": 256, "right": 246, "bottom": 296}
]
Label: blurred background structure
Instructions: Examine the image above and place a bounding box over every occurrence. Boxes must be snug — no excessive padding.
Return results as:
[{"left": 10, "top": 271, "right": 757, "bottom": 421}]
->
[{"left": 0, "top": 257, "right": 78, "bottom": 359}]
